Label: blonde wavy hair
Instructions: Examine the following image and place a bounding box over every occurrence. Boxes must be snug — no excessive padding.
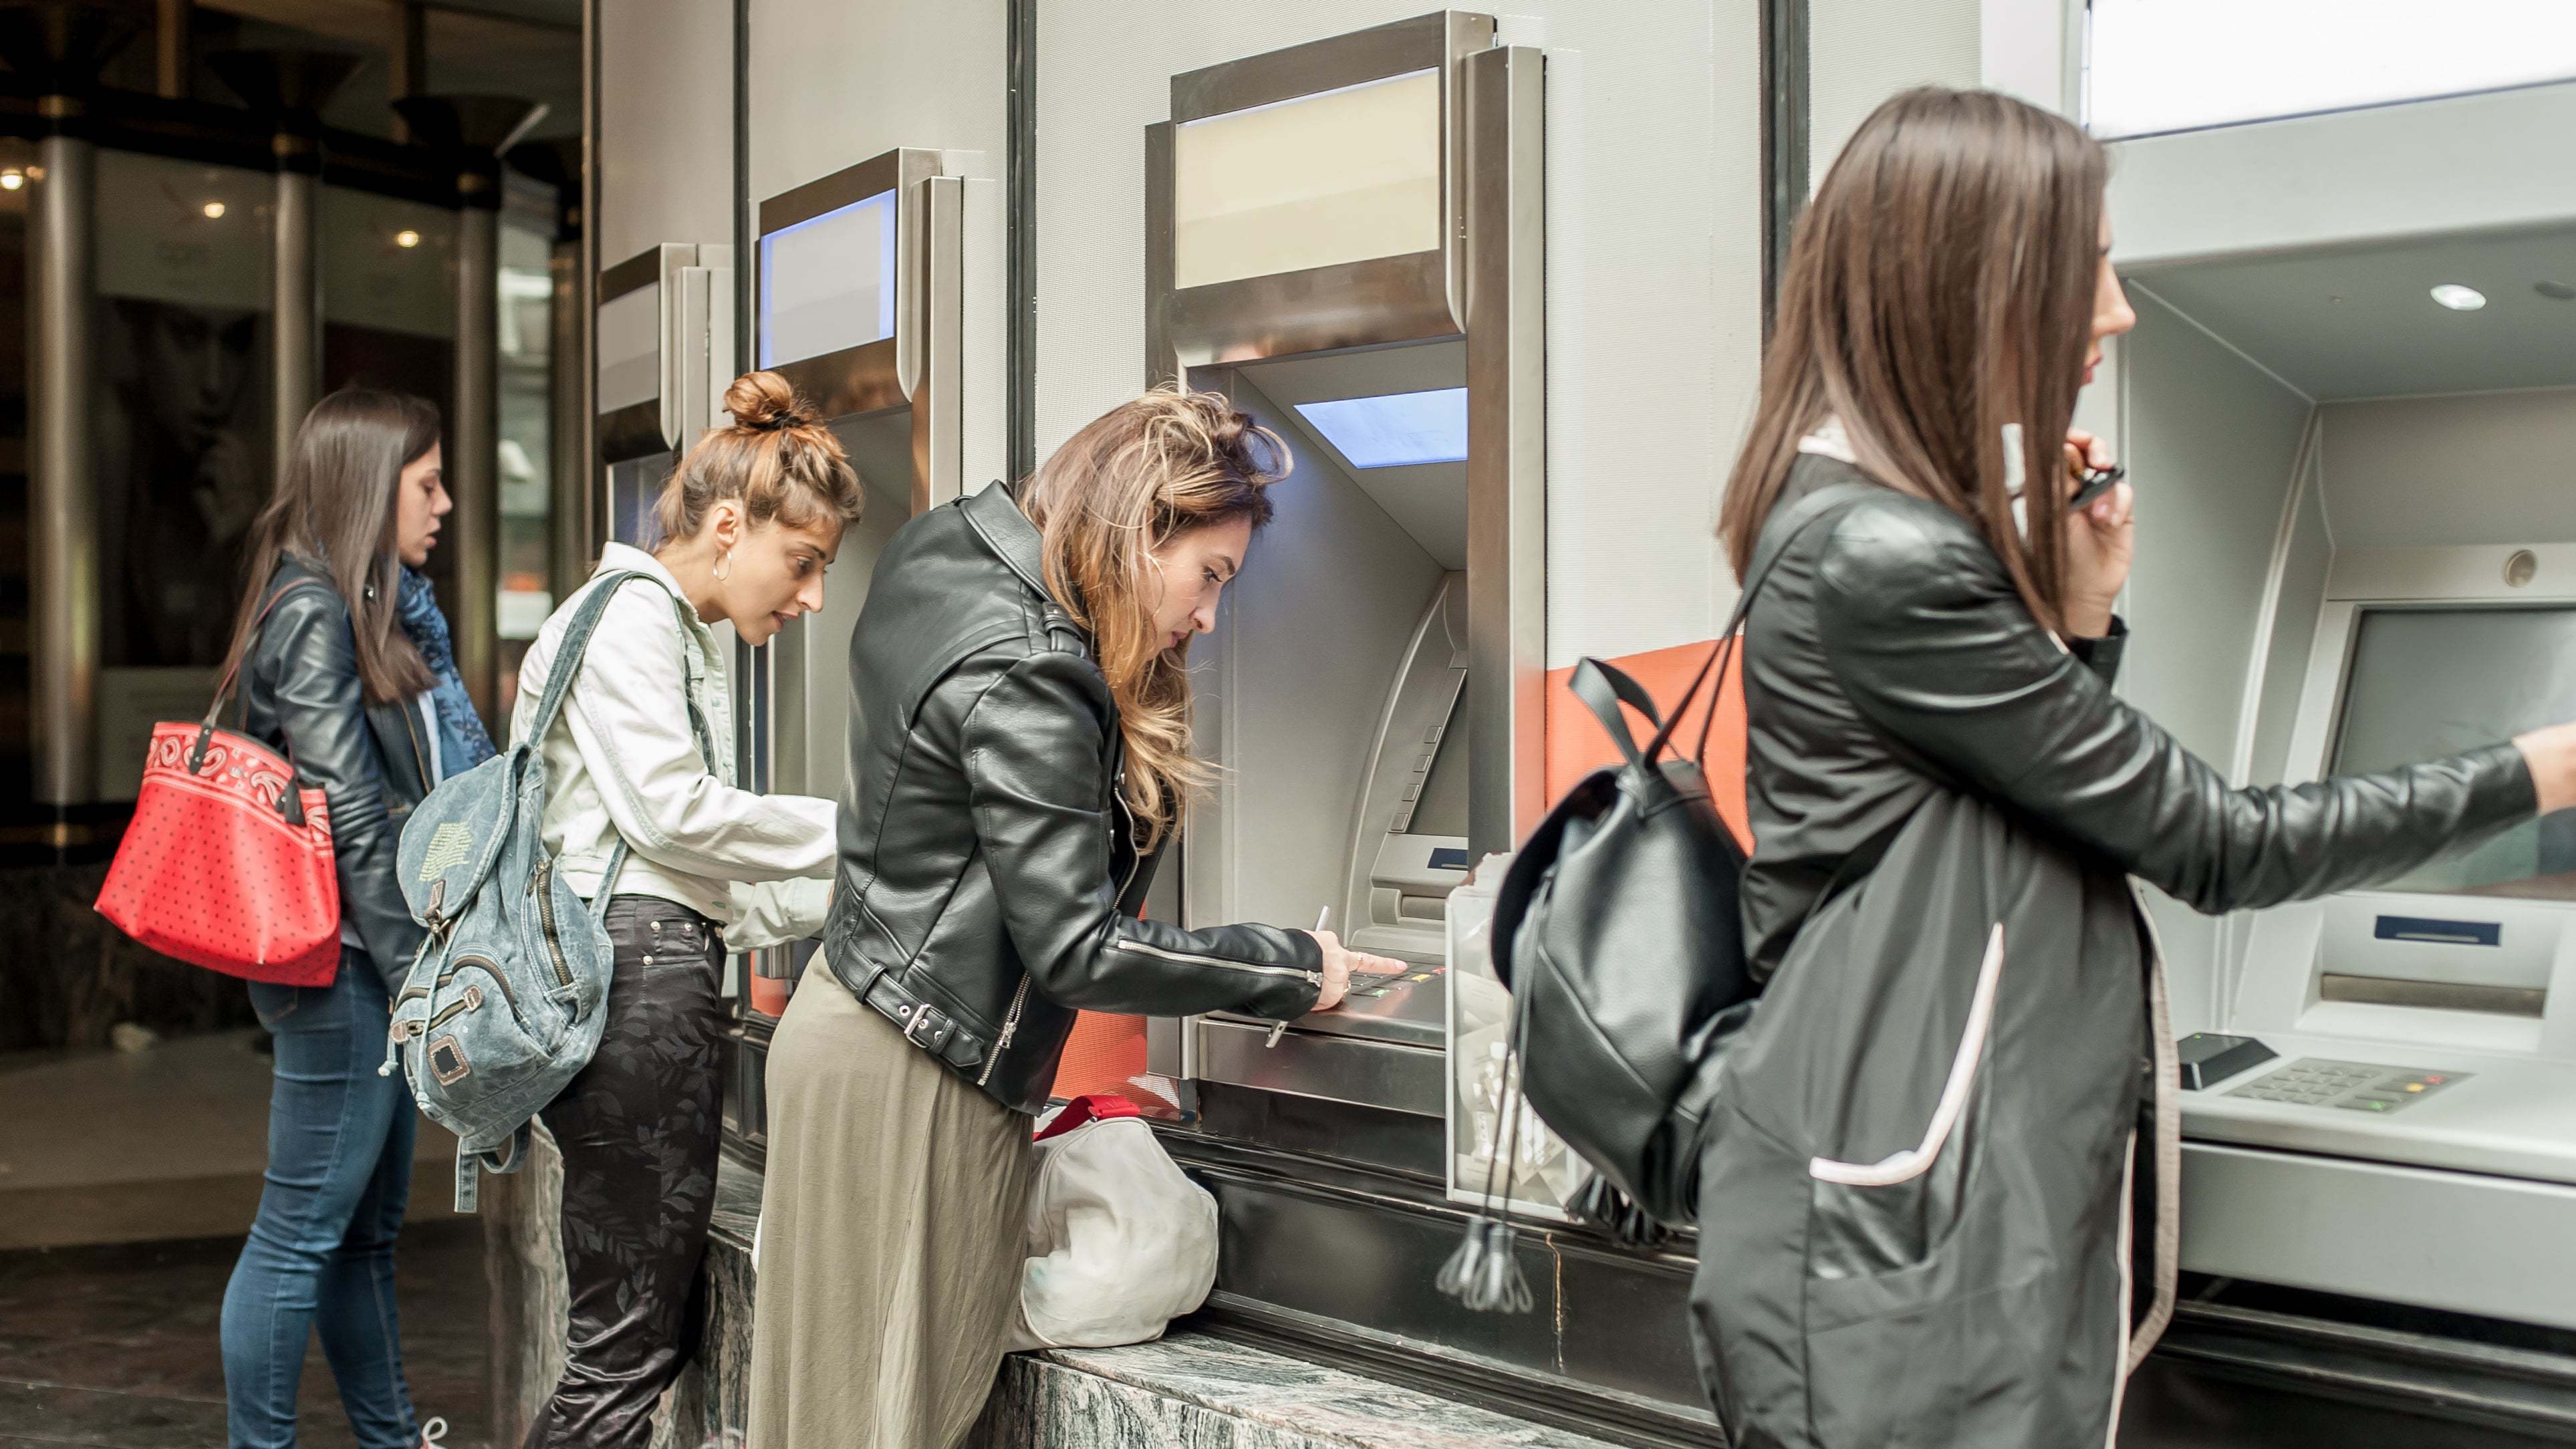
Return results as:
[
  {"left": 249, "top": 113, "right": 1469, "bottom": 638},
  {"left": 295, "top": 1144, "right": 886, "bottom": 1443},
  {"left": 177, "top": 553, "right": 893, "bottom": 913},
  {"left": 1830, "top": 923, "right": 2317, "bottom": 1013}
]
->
[{"left": 1017, "top": 386, "right": 1289, "bottom": 851}]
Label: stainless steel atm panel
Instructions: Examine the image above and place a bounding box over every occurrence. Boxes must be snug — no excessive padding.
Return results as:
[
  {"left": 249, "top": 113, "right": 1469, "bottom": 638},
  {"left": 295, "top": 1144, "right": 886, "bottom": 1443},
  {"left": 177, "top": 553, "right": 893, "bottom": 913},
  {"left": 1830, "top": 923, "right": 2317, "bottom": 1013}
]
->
[
  {"left": 1145, "top": 13, "right": 1543, "bottom": 1124},
  {"left": 596, "top": 243, "right": 733, "bottom": 549},
  {"left": 727, "top": 148, "right": 977, "bottom": 1155},
  {"left": 751, "top": 148, "right": 968, "bottom": 813}
]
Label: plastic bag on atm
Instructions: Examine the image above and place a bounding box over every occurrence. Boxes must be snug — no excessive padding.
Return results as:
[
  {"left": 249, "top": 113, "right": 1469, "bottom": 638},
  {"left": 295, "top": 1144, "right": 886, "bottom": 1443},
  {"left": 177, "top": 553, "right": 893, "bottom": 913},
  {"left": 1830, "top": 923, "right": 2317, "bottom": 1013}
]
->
[{"left": 1007, "top": 1093, "right": 1219, "bottom": 1352}]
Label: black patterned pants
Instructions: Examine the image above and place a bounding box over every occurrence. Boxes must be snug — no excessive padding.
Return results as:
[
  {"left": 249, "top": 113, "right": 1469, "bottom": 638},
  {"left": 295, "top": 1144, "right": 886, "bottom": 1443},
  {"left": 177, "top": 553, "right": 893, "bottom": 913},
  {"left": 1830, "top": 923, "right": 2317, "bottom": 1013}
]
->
[{"left": 525, "top": 896, "right": 725, "bottom": 1449}]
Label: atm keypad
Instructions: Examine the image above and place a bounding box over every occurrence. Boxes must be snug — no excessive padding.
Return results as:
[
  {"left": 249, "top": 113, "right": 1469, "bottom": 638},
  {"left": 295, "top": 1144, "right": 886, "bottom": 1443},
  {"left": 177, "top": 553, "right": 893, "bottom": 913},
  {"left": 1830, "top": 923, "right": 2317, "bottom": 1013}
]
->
[
  {"left": 2226, "top": 1057, "right": 2467, "bottom": 1113},
  {"left": 1342, "top": 966, "right": 1445, "bottom": 1002}
]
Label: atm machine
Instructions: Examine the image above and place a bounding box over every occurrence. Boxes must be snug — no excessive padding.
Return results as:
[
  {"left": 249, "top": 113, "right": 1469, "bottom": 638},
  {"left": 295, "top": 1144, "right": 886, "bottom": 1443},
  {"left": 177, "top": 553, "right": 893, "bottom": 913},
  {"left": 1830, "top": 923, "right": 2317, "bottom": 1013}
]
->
[
  {"left": 1131, "top": 17, "right": 1719, "bottom": 1440},
  {"left": 2100, "top": 77, "right": 2576, "bottom": 1445},
  {"left": 596, "top": 243, "right": 733, "bottom": 549},
  {"left": 723, "top": 148, "right": 977, "bottom": 1160}
]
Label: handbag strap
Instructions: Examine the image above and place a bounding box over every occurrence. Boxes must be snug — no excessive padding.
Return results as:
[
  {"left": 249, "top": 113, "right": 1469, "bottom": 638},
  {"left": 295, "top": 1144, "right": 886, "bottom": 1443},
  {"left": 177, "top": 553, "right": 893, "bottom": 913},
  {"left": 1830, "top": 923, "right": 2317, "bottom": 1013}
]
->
[{"left": 205, "top": 577, "right": 335, "bottom": 731}]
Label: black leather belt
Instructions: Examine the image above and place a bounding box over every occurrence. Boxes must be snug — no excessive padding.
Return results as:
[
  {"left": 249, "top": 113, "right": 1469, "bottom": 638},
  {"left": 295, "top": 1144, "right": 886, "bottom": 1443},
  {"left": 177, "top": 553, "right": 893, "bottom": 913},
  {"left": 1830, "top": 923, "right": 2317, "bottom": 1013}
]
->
[{"left": 832, "top": 953, "right": 991, "bottom": 1079}]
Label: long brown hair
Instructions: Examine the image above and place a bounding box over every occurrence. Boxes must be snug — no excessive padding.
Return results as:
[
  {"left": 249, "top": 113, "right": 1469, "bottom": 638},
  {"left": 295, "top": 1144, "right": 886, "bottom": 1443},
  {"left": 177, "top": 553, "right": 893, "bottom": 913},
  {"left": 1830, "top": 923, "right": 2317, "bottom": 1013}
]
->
[
  {"left": 1717, "top": 87, "right": 2106, "bottom": 633},
  {"left": 221, "top": 388, "right": 441, "bottom": 704},
  {"left": 651, "top": 371, "right": 864, "bottom": 545},
  {"left": 1017, "top": 386, "right": 1287, "bottom": 851}
]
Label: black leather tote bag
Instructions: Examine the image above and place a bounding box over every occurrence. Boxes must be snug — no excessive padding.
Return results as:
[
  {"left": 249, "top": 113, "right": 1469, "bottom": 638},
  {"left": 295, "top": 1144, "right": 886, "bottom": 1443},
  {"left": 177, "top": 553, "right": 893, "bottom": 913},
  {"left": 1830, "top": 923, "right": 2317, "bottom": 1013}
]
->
[{"left": 1489, "top": 483, "right": 1865, "bottom": 1232}]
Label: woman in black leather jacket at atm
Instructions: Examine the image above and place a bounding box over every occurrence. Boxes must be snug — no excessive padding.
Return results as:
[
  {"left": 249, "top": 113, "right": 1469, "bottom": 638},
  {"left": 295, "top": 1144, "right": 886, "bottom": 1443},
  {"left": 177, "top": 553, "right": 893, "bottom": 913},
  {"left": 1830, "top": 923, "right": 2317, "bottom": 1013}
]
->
[
  {"left": 1692, "top": 87, "right": 2576, "bottom": 1449},
  {"left": 747, "top": 388, "right": 1405, "bottom": 1449}
]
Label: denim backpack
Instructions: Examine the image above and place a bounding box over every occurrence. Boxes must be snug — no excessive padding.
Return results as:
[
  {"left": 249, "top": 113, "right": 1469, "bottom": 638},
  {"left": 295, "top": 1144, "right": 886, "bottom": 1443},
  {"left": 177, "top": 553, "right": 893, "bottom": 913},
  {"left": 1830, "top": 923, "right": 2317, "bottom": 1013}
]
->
[{"left": 382, "top": 570, "right": 715, "bottom": 1210}]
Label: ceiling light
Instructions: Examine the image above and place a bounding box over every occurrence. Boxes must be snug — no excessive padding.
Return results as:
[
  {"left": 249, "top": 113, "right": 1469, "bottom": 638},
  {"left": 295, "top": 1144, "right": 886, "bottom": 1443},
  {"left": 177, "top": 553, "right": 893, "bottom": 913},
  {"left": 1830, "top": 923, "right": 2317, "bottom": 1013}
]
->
[
  {"left": 2537, "top": 281, "right": 2576, "bottom": 302},
  {"left": 2430, "top": 283, "right": 2486, "bottom": 311},
  {"left": 201, "top": 200, "right": 225, "bottom": 219},
  {"left": 0, "top": 170, "right": 23, "bottom": 192},
  {"left": 1293, "top": 388, "right": 1468, "bottom": 469},
  {"left": 395, "top": 229, "right": 420, "bottom": 249}
]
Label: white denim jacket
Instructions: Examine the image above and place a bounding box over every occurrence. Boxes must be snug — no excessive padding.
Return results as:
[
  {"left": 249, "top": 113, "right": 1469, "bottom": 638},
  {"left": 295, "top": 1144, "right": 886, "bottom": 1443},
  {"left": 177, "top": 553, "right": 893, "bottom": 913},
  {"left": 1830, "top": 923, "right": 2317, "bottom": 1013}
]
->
[{"left": 509, "top": 543, "right": 833, "bottom": 951}]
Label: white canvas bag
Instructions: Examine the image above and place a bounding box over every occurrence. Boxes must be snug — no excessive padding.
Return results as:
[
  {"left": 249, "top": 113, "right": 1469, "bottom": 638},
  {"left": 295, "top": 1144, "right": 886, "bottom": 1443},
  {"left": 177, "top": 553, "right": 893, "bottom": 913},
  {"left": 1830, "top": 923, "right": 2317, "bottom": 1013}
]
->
[{"left": 1006, "top": 1094, "right": 1219, "bottom": 1351}]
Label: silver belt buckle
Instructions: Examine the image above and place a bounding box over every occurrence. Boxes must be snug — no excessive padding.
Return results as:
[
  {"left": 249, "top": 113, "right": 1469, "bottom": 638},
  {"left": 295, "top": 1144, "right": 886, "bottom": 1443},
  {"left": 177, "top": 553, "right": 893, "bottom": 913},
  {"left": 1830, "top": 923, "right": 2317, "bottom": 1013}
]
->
[{"left": 902, "top": 1001, "right": 940, "bottom": 1046}]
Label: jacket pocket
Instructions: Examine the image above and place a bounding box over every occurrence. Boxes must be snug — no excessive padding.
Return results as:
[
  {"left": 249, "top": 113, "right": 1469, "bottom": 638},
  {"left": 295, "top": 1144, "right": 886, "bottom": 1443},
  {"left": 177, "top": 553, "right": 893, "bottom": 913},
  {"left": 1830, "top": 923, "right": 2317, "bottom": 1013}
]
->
[
  {"left": 1807, "top": 922, "right": 2004, "bottom": 1188},
  {"left": 1804, "top": 922, "right": 2003, "bottom": 1285}
]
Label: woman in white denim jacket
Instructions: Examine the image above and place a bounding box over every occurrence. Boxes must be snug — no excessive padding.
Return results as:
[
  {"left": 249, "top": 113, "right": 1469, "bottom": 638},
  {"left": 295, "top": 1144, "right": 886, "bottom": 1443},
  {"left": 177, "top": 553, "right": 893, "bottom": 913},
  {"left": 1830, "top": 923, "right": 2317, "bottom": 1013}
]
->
[{"left": 509, "top": 371, "right": 864, "bottom": 1449}]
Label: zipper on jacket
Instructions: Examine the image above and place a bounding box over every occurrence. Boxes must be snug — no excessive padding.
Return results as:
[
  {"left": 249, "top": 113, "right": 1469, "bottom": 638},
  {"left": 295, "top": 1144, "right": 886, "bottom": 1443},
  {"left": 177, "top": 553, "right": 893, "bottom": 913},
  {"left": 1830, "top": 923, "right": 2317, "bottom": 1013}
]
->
[
  {"left": 1108, "top": 936, "right": 1322, "bottom": 986},
  {"left": 531, "top": 858, "right": 574, "bottom": 988},
  {"left": 1112, "top": 782, "right": 1146, "bottom": 904},
  {"left": 979, "top": 975, "right": 1034, "bottom": 1087}
]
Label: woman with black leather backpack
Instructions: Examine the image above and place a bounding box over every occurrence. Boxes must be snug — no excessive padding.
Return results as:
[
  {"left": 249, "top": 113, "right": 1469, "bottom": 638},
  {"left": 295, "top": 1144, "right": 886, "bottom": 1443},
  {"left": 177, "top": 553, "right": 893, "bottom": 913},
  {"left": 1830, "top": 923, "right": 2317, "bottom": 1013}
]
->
[
  {"left": 1694, "top": 86, "right": 2576, "bottom": 1448},
  {"left": 746, "top": 388, "right": 1406, "bottom": 1449}
]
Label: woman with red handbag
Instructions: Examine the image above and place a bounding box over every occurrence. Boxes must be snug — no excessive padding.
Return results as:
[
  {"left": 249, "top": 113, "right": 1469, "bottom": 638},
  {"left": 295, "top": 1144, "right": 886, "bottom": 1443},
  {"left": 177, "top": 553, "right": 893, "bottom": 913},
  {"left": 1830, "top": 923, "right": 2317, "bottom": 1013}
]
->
[{"left": 213, "top": 389, "right": 483, "bottom": 1449}]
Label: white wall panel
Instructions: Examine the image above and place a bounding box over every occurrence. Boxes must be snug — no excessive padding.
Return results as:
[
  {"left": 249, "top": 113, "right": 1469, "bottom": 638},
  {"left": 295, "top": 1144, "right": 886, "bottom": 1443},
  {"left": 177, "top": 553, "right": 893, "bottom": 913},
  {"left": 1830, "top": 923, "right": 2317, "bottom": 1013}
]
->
[
  {"left": 598, "top": 0, "right": 734, "bottom": 263},
  {"left": 2319, "top": 389, "right": 2576, "bottom": 550},
  {"left": 2119, "top": 289, "right": 2314, "bottom": 1033},
  {"left": 1037, "top": 2, "right": 1759, "bottom": 668},
  {"left": 743, "top": 0, "right": 1009, "bottom": 494},
  {"left": 1807, "top": 0, "right": 1980, "bottom": 192},
  {"left": 2107, "top": 83, "right": 2576, "bottom": 269},
  {"left": 744, "top": 0, "right": 1006, "bottom": 205}
]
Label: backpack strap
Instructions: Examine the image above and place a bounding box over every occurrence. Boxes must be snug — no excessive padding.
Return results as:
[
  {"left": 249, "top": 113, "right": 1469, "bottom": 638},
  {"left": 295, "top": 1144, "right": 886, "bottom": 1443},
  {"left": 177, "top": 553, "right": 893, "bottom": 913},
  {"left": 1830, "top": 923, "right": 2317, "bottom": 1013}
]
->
[
  {"left": 1599, "top": 480, "right": 1878, "bottom": 771},
  {"left": 529, "top": 568, "right": 725, "bottom": 917}
]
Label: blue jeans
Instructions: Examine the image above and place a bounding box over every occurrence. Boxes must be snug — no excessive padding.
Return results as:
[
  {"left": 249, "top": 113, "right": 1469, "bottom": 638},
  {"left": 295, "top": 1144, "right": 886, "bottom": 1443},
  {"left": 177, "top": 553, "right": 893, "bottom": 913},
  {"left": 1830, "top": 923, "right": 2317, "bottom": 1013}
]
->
[{"left": 221, "top": 954, "right": 421, "bottom": 1449}]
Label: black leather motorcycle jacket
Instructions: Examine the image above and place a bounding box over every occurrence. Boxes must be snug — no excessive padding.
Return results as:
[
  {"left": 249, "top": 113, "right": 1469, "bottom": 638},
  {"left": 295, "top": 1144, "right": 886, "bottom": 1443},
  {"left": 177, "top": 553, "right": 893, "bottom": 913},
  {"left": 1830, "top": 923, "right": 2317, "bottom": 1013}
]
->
[
  {"left": 237, "top": 557, "right": 437, "bottom": 997},
  {"left": 824, "top": 482, "right": 1323, "bottom": 1113}
]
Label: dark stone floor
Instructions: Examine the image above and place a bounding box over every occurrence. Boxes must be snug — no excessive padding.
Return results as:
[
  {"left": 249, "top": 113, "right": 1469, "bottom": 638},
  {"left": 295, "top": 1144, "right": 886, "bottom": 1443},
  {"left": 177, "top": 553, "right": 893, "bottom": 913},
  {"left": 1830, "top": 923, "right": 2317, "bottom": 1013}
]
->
[{"left": 0, "top": 1220, "right": 492, "bottom": 1448}]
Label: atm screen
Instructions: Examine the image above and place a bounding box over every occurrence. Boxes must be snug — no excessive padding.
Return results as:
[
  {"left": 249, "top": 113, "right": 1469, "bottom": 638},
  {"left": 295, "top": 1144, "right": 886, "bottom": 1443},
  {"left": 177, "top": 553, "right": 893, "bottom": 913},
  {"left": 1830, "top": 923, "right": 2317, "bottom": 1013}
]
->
[
  {"left": 1410, "top": 701, "right": 1469, "bottom": 839},
  {"left": 2332, "top": 605, "right": 2576, "bottom": 898}
]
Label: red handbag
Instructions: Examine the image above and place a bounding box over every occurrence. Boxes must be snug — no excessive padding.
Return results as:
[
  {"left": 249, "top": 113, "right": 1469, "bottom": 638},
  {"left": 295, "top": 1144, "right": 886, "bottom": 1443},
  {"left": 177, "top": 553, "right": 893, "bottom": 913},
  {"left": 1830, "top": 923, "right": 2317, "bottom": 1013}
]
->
[{"left": 95, "top": 583, "right": 342, "bottom": 986}]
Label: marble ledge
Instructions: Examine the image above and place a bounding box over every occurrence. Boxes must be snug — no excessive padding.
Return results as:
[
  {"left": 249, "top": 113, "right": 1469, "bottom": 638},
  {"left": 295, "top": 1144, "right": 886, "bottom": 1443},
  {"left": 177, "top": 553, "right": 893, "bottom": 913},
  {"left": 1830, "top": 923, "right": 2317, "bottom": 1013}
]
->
[{"left": 970, "top": 1333, "right": 1628, "bottom": 1449}]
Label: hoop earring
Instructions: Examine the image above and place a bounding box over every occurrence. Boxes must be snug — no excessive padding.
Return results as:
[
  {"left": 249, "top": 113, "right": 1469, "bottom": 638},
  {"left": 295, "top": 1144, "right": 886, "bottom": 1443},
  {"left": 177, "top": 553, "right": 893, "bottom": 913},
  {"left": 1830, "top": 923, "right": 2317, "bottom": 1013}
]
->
[{"left": 714, "top": 548, "right": 731, "bottom": 582}]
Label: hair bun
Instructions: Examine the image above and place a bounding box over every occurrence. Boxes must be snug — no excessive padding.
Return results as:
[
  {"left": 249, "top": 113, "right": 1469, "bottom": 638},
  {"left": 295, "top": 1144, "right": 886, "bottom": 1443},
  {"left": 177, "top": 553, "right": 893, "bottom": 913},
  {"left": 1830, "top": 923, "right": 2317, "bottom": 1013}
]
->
[{"left": 724, "top": 370, "right": 813, "bottom": 432}]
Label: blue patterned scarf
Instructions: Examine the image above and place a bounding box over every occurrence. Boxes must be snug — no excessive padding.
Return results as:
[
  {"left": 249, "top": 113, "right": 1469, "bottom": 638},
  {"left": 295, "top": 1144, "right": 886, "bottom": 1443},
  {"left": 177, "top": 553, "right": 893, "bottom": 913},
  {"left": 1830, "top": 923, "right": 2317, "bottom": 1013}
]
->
[{"left": 396, "top": 567, "right": 496, "bottom": 779}]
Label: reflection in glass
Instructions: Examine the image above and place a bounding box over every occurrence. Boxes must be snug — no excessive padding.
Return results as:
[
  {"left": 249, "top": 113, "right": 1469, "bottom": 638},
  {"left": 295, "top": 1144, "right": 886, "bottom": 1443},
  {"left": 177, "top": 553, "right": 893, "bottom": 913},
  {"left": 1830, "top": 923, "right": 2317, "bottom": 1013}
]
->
[
  {"left": 2331, "top": 606, "right": 2576, "bottom": 898},
  {"left": 321, "top": 186, "right": 459, "bottom": 698},
  {"left": 497, "top": 221, "right": 555, "bottom": 720},
  {"left": 94, "top": 152, "right": 275, "bottom": 671}
]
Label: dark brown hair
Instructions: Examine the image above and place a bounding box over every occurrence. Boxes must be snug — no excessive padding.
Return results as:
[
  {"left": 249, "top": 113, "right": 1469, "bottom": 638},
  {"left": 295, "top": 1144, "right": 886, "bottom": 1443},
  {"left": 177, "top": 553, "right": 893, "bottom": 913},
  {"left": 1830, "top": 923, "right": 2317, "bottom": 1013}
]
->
[
  {"left": 221, "top": 388, "right": 441, "bottom": 704},
  {"left": 1016, "top": 385, "right": 1287, "bottom": 850},
  {"left": 1717, "top": 86, "right": 2107, "bottom": 633},
  {"left": 652, "top": 371, "right": 864, "bottom": 544}
]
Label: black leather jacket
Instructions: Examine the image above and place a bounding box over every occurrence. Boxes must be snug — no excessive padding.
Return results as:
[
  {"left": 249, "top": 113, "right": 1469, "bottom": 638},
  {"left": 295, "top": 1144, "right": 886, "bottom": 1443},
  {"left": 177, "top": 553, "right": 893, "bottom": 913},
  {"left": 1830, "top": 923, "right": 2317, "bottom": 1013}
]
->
[
  {"left": 238, "top": 557, "right": 436, "bottom": 996},
  {"left": 824, "top": 483, "right": 1323, "bottom": 1113},
  {"left": 1739, "top": 454, "right": 2537, "bottom": 978}
]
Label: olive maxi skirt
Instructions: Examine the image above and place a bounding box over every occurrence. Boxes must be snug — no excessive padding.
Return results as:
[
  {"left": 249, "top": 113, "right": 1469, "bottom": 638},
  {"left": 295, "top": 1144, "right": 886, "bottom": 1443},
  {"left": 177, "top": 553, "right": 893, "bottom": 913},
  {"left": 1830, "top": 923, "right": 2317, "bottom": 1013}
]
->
[{"left": 746, "top": 958, "right": 1036, "bottom": 1449}]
